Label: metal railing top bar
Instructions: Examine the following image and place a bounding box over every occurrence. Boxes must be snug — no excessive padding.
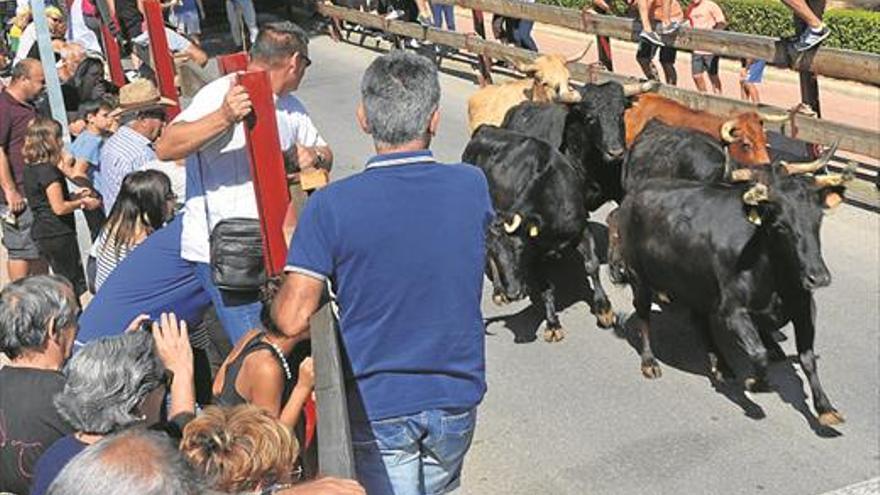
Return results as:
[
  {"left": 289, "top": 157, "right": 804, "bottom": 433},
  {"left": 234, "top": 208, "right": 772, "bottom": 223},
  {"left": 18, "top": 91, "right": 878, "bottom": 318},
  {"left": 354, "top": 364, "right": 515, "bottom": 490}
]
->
[
  {"left": 432, "top": 0, "right": 880, "bottom": 87},
  {"left": 317, "top": 3, "right": 880, "bottom": 159}
]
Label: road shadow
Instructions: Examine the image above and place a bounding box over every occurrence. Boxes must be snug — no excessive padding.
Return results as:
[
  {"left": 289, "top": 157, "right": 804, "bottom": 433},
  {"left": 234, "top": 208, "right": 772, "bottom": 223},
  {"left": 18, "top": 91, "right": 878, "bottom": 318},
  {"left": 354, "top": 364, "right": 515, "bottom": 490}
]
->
[
  {"left": 483, "top": 222, "right": 611, "bottom": 344},
  {"left": 611, "top": 308, "right": 842, "bottom": 437}
]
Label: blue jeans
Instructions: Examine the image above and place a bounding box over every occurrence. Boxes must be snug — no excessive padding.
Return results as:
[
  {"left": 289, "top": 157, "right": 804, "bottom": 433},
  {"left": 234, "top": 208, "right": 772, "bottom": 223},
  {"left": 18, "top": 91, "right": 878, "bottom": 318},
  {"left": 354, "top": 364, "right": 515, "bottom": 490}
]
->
[
  {"left": 431, "top": 4, "right": 455, "bottom": 31},
  {"left": 352, "top": 408, "right": 477, "bottom": 495},
  {"left": 77, "top": 215, "right": 262, "bottom": 345},
  {"left": 514, "top": 20, "right": 537, "bottom": 51}
]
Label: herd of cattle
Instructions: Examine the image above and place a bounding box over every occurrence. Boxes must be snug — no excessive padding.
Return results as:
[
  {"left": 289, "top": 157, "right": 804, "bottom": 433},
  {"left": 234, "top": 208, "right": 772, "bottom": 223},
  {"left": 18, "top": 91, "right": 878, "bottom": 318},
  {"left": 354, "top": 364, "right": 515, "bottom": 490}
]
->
[{"left": 461, "top": 53, "right": 851, "bottom": 427}]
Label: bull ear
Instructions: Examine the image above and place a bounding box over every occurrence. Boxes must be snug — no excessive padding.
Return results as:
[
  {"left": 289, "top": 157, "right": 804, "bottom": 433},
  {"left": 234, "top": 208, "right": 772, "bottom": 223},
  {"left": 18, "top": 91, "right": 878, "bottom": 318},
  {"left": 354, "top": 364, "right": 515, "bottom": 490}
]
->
[{"left": 820, "top": 185, "right": 846, "bottom": 210}]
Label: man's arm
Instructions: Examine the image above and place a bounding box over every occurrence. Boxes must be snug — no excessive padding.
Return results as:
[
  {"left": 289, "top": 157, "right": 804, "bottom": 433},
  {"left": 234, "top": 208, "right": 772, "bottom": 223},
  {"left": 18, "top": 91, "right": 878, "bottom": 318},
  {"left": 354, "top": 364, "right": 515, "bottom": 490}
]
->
[
  {"left": 154, "top": 84, "right": 252, "bottom": 161},
  {"left": 272, "top": 272, "right": 325, "bottom": 340},
  {"left": 0, "top": 147, "right": 23, "bottom": 213}
]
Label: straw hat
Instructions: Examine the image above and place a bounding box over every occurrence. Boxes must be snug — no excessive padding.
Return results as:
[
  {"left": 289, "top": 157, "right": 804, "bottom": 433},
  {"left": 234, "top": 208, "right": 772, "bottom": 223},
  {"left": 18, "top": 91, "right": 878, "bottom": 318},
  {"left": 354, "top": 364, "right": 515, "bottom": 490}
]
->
[{"left": 111, "top": 79, "right": 176, "bottom": 118}]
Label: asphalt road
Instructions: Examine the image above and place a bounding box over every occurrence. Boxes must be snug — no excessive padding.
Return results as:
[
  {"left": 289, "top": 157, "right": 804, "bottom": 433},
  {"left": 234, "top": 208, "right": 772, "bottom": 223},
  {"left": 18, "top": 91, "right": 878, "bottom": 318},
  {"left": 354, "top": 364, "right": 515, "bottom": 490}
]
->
[{"left": 296, "top": 35, "right": 879, "bottom": 495}]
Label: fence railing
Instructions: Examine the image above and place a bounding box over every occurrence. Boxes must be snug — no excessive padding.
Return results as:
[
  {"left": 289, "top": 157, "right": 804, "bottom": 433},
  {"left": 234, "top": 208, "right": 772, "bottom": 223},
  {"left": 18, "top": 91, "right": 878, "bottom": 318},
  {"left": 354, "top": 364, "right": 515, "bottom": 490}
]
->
[
  {"left": 432, "top": 0, "right": 880, "bottom": 87},
  {"left": 316, "top": 3, "right": 880, "bottom": 161}
]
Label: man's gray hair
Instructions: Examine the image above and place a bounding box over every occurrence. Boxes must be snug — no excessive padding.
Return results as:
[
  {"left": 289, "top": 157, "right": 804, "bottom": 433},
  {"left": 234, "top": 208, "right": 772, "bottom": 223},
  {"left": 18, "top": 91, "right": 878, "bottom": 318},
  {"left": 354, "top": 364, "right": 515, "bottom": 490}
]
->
[
  {"left": 54, "top": 332, "right": 164, "bottom": 434},
  {"left": 46, "top": 429, "right": 205, "bottom": 495},
  {"left": 360, "top": 51, "right": 440, "bottom": 147},
  {"left": 0, "top": 275, "right": 76, "bottom": 359},
  {"left": 250, "top": 21, "right": 309, "bottom": 67}
]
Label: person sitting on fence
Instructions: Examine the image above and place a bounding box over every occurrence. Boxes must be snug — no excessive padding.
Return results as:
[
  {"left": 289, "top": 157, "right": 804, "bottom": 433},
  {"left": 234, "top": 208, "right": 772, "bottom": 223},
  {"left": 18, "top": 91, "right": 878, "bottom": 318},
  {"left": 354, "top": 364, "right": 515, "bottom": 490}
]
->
[
  {"left": 274, "top": 50, "right": 492, "bottom": 495},
  {"left": 782, "top": 0, "right": 830, "bottom": 51},
  {"left": 685, "top": 0, "right": 726, "bottom": 94},
  {"left": 30, "top": 318, "right": 196, "bottom": 495},
  {"left": 635, "top": 0, "right": 682, "bottom": 84},
  {"left": 213, "top": 276, "right": 316, "bottom": 431}
]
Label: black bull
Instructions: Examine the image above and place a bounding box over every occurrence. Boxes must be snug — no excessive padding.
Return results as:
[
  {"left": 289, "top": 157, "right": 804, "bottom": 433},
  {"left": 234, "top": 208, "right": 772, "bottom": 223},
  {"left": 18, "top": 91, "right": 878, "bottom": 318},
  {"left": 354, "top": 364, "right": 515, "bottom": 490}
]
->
[
  {"left": 611, "top": 176, "right": 847, "bottom": 426},
  {"left": 462, "top": 125, "right": 615, "bottom": 342}
]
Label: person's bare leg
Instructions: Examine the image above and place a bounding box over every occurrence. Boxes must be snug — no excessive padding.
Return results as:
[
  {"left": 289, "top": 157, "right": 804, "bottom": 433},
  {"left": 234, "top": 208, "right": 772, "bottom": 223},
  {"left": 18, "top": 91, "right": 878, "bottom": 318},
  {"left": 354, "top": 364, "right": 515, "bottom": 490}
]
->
[
  {"left": 7, "top": 259, "right": 29, "bottom": 281},
  {"left": 709, "top": 74, "right": 723, "bottom": 94},
  {"left": 693, "top": 74, "right": 708, "bottom": 92},
  {"left": 662, "top": 0, "right": 672, "bottom": 27},
  {"left": 637, "top": 0, "right": 653, "bottom": 32},
  {"left": 661, "top": 62, "right": 677, "bottom": 86},
  {"left": 781, "top": 0, "right": 822, "bottom": 28}
]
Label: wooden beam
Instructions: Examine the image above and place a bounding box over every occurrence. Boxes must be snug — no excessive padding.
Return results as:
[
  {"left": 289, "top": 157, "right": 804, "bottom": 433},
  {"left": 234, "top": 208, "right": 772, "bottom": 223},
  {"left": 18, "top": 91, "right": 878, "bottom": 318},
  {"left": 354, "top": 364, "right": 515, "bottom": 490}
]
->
[
  {"left": 317, "top": 4, "right": 880, "bottom": 159},
  {"left": 432, "top": 0, "right": 880, "bottom": 86}
]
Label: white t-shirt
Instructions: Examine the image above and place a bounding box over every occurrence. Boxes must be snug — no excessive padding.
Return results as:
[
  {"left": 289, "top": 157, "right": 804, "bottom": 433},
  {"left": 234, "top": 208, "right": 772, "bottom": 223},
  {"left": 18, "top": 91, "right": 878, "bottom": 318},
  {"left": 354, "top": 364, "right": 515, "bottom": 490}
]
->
[
  {"left": 177, "top": 74, "right": 326, "bottom": 263},
  {"left": 14, "top": 24, "right": 36, "bottom": 65}
]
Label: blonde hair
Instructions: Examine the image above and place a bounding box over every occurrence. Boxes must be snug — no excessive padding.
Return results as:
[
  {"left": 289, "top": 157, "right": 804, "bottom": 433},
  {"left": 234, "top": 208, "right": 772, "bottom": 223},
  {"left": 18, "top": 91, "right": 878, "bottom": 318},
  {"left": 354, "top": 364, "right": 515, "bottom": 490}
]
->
[
  {"left": 22, "top": 117, "right": 63, "bottom": 166},
  {"left": 180, "top": 405, "right": 299, "bottom": 493}
]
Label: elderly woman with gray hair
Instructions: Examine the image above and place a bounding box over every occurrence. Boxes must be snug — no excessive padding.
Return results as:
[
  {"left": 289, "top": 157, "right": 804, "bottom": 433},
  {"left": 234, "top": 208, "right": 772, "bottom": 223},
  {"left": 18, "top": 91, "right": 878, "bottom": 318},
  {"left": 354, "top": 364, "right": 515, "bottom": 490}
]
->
[
  {"left": 0, "top": 275, "right": 78, "bottom": 495},
  {"left": 29, "top": 313, "right": 196, "bottom": 495}
]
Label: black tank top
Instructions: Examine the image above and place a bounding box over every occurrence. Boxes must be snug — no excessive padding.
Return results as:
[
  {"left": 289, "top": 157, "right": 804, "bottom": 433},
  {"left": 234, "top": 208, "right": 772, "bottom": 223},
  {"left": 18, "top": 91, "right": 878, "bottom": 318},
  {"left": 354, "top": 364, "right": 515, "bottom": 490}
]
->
[{"left": 214, "top": 333, "right": 294, "bottom": 407}]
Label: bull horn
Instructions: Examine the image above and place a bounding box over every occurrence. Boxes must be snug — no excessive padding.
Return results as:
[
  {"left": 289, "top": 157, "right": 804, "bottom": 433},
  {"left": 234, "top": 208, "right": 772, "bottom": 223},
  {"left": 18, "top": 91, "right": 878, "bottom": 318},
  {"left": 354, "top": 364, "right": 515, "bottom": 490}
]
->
[
  {"left": 720, "top": 119, "right": 738, "bottom": 143},
  {"left": 758, "top": 111, "right": 791, "bottom": 123},
  {"left": 814, "top": 162, "right": 856, "bottom": 188},
  {"left": 565, "top": 40, "right": 594, "bottom": 65},
  {"left": 529, "top": 225, "right": 540, "bottom": 238},
  {"left": 556, "top": 89, "right": 582, "bottom": 103},
  {"left": 730, "top": 168, "right": 753, "bottom": 182},
  {"left": 742, "top": 183, "right": 770, "bottom": 206},
  {"left": 515, "top": 60, "right": 535, "bottom": 74},
  {"left": 781, "top": 140, "right": 839, "bottom": 176},
  {"left": 503, "top": 213, "right": 523, "bottom": 234},
  {"left": 622, "top": 80, "right": 659, "bottom": 97}
]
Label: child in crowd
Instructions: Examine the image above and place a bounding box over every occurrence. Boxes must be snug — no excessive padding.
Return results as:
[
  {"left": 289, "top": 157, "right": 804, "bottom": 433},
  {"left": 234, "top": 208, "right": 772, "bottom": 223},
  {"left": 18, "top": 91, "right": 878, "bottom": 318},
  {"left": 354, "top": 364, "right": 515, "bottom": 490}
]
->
[
  {"left": 90, "top": 169, "right": 175, "bottom": 291},
  {"left": 22, "top": 117, "right": 102, "bottom": 297},
  {"left": 70, "top": 98, "right": 116, "bottom": 204}
]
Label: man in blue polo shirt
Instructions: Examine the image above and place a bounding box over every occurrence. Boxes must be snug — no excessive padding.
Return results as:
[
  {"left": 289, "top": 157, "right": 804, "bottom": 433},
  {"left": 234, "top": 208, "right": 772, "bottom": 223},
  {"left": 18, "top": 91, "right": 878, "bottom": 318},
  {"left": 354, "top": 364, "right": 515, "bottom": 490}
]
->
[{"left": 274, "top": 51, "right": 493, "bottom": 494}]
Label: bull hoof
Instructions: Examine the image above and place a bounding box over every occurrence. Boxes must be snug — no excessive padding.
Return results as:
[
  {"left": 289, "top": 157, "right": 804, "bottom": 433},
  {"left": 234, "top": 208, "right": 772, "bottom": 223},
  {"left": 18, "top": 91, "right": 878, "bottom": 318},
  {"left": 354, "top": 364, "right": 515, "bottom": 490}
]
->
[
  {"left": 708, "top": 353, "right": 733, "bottom": 383},
  {"left": 818, "top": 410, "right": 845, "bottom": 426},
  {"left": 543, "top": 328, "right": 566, "bottom": 343},
  {"left": 595, "top": 308, "right": 616, "bottom": 329},
  {"left": 744, "top": 377, "right": 770, "bottom": 393},
  {"left": 641, "top": 359, "right": 662, "bottom": 379}
]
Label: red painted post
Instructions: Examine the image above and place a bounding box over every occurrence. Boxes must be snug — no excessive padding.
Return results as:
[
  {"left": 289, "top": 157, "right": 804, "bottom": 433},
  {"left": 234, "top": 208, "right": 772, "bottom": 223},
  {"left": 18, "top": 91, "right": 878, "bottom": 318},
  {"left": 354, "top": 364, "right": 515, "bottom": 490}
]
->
[
  {"left": 100, "top": 24, "right": 126, "bottom": 87},
  {"left": 238, "top": 69, "right": 317, "bottom": 453},
  {"left": 143, "top": 0, "right": 180, "bottom": 119},
  {"left": 218, "top": 52, "right": 250, "bottom": 75},
  {"left": 238, "top": 71, "right": 290, "bottom": 275}
]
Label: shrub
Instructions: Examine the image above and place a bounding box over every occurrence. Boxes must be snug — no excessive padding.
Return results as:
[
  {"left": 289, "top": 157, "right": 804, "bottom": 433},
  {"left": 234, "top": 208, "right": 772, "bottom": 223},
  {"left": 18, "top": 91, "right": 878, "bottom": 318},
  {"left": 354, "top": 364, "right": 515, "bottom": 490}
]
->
[{"left": 537, "top": 0, "right": 880, "bottom": 53}]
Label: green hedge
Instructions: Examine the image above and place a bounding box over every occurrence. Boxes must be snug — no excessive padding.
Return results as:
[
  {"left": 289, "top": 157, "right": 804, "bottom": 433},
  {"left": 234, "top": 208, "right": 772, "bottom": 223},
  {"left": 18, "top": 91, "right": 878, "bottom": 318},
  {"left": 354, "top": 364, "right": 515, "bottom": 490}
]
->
[{"left": 539, "top": 0, "right": 880, "bottom": 53}]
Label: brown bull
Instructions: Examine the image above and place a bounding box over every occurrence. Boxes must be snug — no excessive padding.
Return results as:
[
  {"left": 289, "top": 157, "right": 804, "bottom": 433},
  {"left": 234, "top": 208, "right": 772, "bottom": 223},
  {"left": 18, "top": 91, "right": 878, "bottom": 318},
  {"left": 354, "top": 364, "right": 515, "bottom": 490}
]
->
[
  {"left": 467, "top": 46, "right": 591, "bottom": 134},
  {"left": 624, "top": 93, "right": 788, "bottom": 166}
]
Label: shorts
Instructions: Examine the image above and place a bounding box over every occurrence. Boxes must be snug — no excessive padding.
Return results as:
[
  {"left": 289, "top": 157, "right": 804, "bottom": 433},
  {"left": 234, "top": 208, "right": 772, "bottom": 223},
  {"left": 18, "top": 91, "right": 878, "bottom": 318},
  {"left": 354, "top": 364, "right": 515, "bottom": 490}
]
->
[
  {"left": 171, "top": 10, "right": 201, "bottom": 36},
  {"left": 1, "top": 206, "right": 42, "bottom": 260},
  {"left": 746, "top": 60, "right": 766, "bottom": 83},
  {"left": 636, "top": 40, "right": 677, "bottom": 65},
  {"left": 692, "top": 53, "right": 719, "bottom": 75}
]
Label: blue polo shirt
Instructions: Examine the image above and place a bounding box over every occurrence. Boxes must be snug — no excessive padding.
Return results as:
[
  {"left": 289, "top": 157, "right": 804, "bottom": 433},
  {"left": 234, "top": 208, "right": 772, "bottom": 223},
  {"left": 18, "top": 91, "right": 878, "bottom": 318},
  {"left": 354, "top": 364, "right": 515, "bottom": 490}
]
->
[{"left": 285, "top": 150, "right": 493, "bottom": 421}]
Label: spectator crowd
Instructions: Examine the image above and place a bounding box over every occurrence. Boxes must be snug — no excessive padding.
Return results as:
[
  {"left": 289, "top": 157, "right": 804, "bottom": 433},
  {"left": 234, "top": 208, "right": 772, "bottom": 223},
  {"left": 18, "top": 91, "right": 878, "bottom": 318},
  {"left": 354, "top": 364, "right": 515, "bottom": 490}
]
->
[{"left": 0, "top": 0, "right": 836, "bottom": 494}]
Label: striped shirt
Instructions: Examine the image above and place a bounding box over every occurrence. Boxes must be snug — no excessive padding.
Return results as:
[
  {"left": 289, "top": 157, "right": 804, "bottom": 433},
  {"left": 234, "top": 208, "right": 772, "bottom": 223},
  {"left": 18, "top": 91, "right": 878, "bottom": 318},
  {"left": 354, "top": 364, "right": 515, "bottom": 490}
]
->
[
  {"left": 99, "top": 125, "right": 157, "bottom": 213},
  {"left": 90, "top": 227, "right": 137, "bottom": 291}
]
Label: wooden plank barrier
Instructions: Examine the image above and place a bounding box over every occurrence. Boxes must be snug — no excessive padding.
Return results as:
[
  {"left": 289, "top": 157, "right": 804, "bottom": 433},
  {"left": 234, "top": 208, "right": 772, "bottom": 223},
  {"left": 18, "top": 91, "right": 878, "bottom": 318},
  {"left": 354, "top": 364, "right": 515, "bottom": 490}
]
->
[
  {"left": 316, "top": 3, "right": 880, "bottom": 160},
  {"left": 432, "top": 0, "right": 880, "bottom": 87}
]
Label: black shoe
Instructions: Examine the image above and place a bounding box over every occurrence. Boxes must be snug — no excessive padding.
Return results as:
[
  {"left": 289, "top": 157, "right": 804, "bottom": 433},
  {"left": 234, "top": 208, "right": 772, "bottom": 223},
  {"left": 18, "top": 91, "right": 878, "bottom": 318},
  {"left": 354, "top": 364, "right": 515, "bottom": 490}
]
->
[{"left": 639, "top": 30, "right": 664, "bottom": 47}]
